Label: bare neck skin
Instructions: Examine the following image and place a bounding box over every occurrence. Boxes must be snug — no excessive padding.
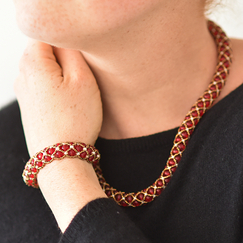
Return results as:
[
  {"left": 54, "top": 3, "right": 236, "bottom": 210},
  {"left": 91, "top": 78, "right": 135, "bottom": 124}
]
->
[{"left": 81, "top": 1, "right": 217, "bottom": 139}]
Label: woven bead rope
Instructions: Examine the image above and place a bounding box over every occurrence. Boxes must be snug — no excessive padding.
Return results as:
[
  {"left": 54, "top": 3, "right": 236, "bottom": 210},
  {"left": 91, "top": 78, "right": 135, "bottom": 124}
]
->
[
  {"left": 23, "top": 142, "right": 100, "bottom": 188},
  {"left": 92, "top": 20, "right": 233, "bottom": 207}
]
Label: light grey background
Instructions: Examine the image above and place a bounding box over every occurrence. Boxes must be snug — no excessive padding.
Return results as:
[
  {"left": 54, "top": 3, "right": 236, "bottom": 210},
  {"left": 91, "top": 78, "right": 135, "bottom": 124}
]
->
[{"left": 0, "top": 0, "right": 243, "bottom": 108}]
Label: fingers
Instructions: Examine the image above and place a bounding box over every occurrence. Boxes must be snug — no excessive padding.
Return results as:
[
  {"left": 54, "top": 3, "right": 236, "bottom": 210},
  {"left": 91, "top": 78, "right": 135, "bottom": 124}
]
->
[
  {"left": 18, "top": 39, "right": 63, "bottom": 88},
  {"left": 19, "top": 39, "right": 56, "bottom": 71},
  {"left": 53, "top": 47, "right": 94, "bottom": 83},
  {"left": 17, "top": 38, "right": 96, "bottom": 92}
]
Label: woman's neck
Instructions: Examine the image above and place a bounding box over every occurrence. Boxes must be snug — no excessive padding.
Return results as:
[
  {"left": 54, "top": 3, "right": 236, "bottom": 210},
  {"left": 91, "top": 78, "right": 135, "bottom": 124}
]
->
[{"left": 81, "top": 2, "right": 217, "bottom": 139}]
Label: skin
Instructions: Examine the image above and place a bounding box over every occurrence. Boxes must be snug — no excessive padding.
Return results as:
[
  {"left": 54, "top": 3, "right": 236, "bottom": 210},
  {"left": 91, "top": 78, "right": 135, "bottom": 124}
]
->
[{"left": 14, "top": 0, "right": 243, "bottom": 232}]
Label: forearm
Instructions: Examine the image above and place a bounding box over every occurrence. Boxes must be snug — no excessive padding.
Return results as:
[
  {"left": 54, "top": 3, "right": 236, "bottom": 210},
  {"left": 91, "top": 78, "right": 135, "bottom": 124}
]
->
[{"left": 37, "top": 157, "right": 107, "bottom": 232}]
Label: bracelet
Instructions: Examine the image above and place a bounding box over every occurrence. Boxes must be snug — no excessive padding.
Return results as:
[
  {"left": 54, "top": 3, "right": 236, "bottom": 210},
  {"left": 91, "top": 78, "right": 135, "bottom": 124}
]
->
[{"left": 22, "top": 142, "right": 100, "bottom": 188}]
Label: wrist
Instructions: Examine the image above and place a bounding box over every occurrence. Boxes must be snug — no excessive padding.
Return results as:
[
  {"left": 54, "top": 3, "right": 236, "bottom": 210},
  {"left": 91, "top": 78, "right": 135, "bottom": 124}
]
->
[{"left": 38, "top": 157, "right": 107, "bottom": 232}]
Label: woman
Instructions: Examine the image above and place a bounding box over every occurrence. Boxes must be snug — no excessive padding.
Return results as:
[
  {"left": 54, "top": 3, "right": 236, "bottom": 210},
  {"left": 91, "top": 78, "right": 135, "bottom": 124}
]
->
[{"left": 1, "top": 0, "right": 243, "bottom": 242}]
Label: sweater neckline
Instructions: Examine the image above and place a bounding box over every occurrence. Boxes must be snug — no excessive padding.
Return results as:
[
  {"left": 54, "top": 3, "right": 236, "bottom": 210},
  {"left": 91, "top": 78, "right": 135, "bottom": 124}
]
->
[{"left": 96, "top": 83, "right": 243, "bottom": 153}]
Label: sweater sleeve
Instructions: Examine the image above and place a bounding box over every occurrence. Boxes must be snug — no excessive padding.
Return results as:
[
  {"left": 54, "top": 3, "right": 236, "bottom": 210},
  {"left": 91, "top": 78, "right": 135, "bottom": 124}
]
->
[{"left": 59, "top": 198, "right": 150, "bottom": 243}]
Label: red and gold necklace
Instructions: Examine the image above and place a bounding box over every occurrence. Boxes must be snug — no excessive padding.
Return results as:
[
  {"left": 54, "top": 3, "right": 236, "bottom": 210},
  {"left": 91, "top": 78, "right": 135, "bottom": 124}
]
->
[{"left": 92, "top": 20, "right": 233, "bottom": 207}]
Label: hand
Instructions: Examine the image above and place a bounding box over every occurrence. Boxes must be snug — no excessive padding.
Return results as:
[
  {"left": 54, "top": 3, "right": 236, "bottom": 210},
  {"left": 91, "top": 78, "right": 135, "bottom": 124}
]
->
[
  {"left": 15, "top": 39, "right": 106, "bottom": 232},
  {"left": 15, "top": 39, "right": 103, "bottom": 156}
]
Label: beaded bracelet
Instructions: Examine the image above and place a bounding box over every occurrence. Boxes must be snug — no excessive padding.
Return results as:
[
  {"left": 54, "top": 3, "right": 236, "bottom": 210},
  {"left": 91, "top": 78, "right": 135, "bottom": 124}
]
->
[{"left": 22, "top": 142, "right": 100, "bottom": 188}]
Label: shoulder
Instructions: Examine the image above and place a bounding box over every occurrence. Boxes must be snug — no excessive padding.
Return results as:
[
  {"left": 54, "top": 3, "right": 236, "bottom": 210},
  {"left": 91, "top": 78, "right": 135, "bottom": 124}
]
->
[{"left": 219, "top": 38, "right": 243, "bottom": 101}]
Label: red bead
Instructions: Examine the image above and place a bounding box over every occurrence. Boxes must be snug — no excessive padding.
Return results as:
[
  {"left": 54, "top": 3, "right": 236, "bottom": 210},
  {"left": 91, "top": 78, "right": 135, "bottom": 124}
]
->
[
  {"left": 37, "top": 153, "right": 43, "bottom": 160},
  {"left": 225, "top": 50, "right": 230, "bottom": 56},
  {"left": 93, "top": 160, "right": 98, "bottom": 167},
  {"left": 44, "top": 156, "right": 52, "bottom": 162},
  {"left": 29, "top": 174, "right": 34, "bottom": 178},
  {"left": 74, "top": 145, "right": 83, "bottom": 152},
  {"left": 164, "top": 178, "right": 171, "bottom": 184},
  {"left": 31, "top": 159, "right": 35, "bottom": 166},
  {"left": 217, "top": 66, "right": 223, "bottom": 72},
  {"left": 28, "top": 180, "right": 33, "bottom": 185},
  {"left": 172, "top": 148, "right": 179, "bottom": 155},
  {"left": 199, "top": 110, "right": 204, "bottom": 116},
  {"left": 175, "top": 136, "right": 181, "bottom": 142},
  {"left": 171, "top": 167, "right": 177, "bottom": 173},
  {"left": 132, "top": 201, "right": 141, "bottom": 207},
  {"left": 218, "top": 83, "right": 222, "bottom": 89},
  {"left": 178, "top": 143, "right": 185, "bottom": 151},
  {"left": 220, "top": 46, "right": 225, "bottom": 51},
  {"left": 125, "top": 195, "right": 133, "bottom": 203},
  {"left": 179, "top": 125, "right": 185, "bottom": 131},
  {"left": 120, "top": 201, "right": 129, "bottom": 207},
  {"left": 197, "top": 101, "right": 204, "bottom": 108},
  {"left": 31, "top": 168, "right": 37, "bottom": 173},
  {"left": 220, "top": 56, "right": 225, "bottom": 61},
  {"left": 175, "top": 155, "right": 181, "bottom": 162},
  {"left": 54, "top": 151, "right": 64, "bottom": 158},
  {"left": 181, "top": 131, "right": 188, "bottom": 139},
  {"left": 156, "top": 188, "right": 163, "bottom": 195},
  {"left": 210, "top": 85, "right": 216, "bottom": 91},
  {"left": 115, "top": 194, "right": 122, "bottom": 201},
  {"left": 168, "top": 159, "right": 175, "bottom": 166},
  {"left": 192, "top": 111, "right": 198, "bottom": 117},
  {"left": 224, "top": 41, "right": 229, "bottom": 46},
  {"left": 60, "top": 144, "right": 70, "bottom": 151},
  {"left": 88, "top": 156, "right": 94, "bottom": 162},
  {"left": 205, "top": 101, "right": 210, "bottom": 107},
  {"left": 204, "top": 93, "right": 210, "bottom": 99},
  {"left": 87, "top": 148, "right": 92, "bottom": 155},
  {"left": 221, "top": 72, "right": 226, "bottom": 79},
  {"left": 214, "top": 76, "right": 220, "bottom": 81},
  {"left": 212, "top": 92, "right": 217, "bottom": 99},
  {"left": 36, "top": 161, "right": 43, "bottom": 167},
  {"left": 186, "top": 121, "right": 193, "bottom": 128},
  {"left": 80, "top": 152, "right": 87, "bottom": 159},
  {"left": 145, "top": 196, "right": 153, "bottom": 202},
  {"left": 137, "top": 193, "right": 144, "bottom": 200},
  {"left": 106, "top": 190, "right": 112, "bottom": 197},
  {"left": 224, "top": 61, "right": 229, "bottom": 68},
  {"left": 148, "top": 188, "right": 154, "bottom": 195},
  {"left": 156, "top": 179, "right": 163, "bottom": 187},
  {"left": 194, "top": 119, "right": 199, "bottom": 125},
  {"left": 47, "top": 148, "right": 55, "bottom": 155},
  {"left": 163, "top": 170, "right": 170, "bottom": 177},
  {"left": 68, "top": 149, "right": 76, "bottom": 156}
]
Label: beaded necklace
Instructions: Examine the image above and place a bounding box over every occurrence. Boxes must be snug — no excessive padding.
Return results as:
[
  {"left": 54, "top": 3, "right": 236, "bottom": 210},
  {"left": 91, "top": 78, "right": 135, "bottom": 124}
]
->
[{"left": 92, "top": 20, "right": 233, "bottom": 207}]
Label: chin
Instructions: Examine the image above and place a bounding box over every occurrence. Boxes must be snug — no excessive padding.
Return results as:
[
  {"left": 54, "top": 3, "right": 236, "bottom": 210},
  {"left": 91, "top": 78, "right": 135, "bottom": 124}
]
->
[{"left": 15, "top": 3, "right": 74, "bottom": 49}]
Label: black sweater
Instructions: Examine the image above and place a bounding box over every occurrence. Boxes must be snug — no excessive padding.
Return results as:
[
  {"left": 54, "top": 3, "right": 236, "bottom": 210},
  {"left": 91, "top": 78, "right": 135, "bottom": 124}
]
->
[{"left": 1, "top": 83, "right": 243, "bottom": 243}]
